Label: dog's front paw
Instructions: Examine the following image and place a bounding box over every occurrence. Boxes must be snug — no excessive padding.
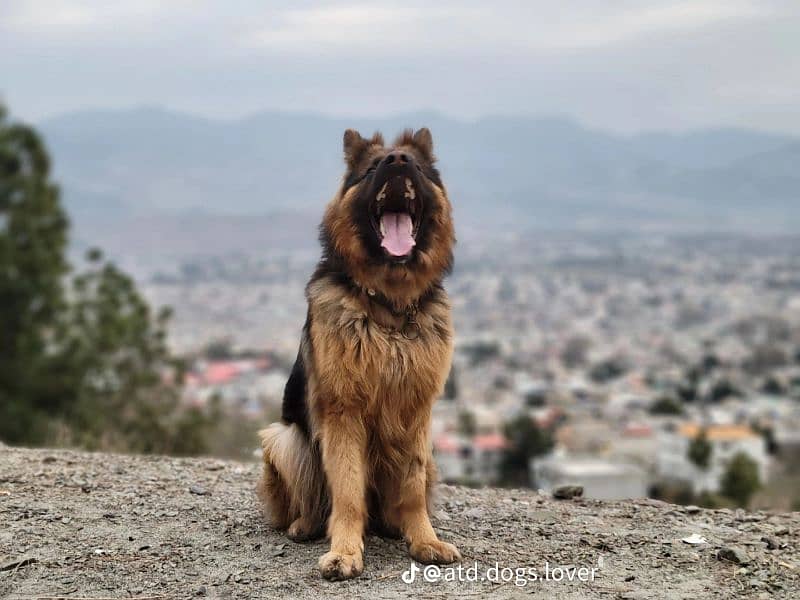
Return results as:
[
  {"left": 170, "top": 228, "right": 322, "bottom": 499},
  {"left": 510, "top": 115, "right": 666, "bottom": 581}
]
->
[
  {"left": 319, "top": 551, "right": 364, "bottom": 580},
  {"left": 409, "top": 539, "right": 462, "bottom": 564}
]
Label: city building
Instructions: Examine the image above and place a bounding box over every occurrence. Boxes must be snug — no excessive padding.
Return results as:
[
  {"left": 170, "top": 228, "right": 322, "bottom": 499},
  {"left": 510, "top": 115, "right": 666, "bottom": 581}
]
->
[
  {"left": 657, "top": 423, "right": 770, "bottom": 494},
  {"left": 532, "top": 453, "right": 648, "bottom": 500}
]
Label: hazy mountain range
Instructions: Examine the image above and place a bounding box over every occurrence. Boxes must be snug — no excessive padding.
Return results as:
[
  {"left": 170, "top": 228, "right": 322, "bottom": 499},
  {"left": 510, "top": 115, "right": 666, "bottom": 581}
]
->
[{"left": 38, "top": 107, "right": 800, "bottom": 259}]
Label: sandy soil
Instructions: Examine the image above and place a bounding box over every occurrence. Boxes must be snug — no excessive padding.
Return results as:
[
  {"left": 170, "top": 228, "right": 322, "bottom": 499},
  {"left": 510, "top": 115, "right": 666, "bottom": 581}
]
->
[{"left": 1, "top": 446, "right": 797, "bottom": 599}]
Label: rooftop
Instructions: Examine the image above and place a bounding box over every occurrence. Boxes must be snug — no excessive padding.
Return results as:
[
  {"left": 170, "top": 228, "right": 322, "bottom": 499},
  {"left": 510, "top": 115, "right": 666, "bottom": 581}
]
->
[{"left": 677, "top": 423, "right": 759, "bottom": 441}]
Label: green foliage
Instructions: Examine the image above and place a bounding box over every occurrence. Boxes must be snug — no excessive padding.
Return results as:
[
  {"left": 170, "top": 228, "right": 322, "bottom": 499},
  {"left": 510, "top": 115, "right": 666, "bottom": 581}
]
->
[
  {"left": 687, "top": 429, "right": 712, "bottom": 470},
  {"left": 457, "top": 410, "right": 476, "bottom": 437},
  {"left": 649, "top": 395, "right": 685, "bottom": 416},
  {"left": 204, "top": 338, "right": 234, "bottom": 360},
  {"left": 751, "top": 422, "right": 778, "bottom": 455},
  {"left": 443, "top": 365, "right": 458, "bottom": 400},
  {"left": 0, "top": 105, "right": 212, "bottom": 454},
  {"left": 708, "top": 378, "right": 742, "bottom": 403},
  {"left": 648, "top": 481, "right": 694, "bottom": 506},
  {"left": 0, "top": 105, "right": 69, "bottom": 443},
  {"left": 761, "top": 376, "right": 785, "bottom": 396},
  {"left": 720, "top": 452, "right": 761, "bottom": 507},
  {"left": 462, "top": 340, "right": 500, "bottom": 367},
  {"left": 676, "top": 381, "right": 697, "bottom": 403},
  {"left": 696, "top": 491, "right": 733, "bottom": 509},
  {"left": 589, "top": 357, "right": 628, "bottom": 383},
  {"left": 499, "top": 415, "right": 553, "bottom": 487},
  {"left": 52, "top": 249, "right": 212, "bottom": 454}
]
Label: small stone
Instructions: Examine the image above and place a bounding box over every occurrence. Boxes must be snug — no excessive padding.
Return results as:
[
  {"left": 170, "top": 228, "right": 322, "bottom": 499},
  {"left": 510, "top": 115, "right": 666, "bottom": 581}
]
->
[
  {"left": 553, "top": 485, "right": 584, "bottom": 500},
  {"left": 81, "top": 483, "right": 92, "bottom": 493},
  {"left": 189, "top": 485, "right": 210, "bottom": 496},
  {"left": 761, "top": 536, "right": 781, "bottom": 550},
  {"left": 685, "top": 505, "right": 701, "bottom": 514},
  {"left": 196, "top": 585, "right": 207, "bottom": 596},
  {"left": 718, "top": 546, "right": 751, "bottom": 565}
]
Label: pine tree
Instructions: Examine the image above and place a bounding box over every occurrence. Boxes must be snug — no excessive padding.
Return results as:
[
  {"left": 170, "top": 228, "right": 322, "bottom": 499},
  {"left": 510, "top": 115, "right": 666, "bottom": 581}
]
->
[
  {"left": 0, "top": 104, "right": 211, "bottom": 454},
  {"left": 53, "top": 249, "right": 210, "bottom": 454},
  {"left": 500, "top": 415, "right": 553, "bottom": 486},
  {"left": 688, "top": 429, "right": 712, "bottom": 470},
  {"left": 0, "top": 105, "right": 69, "bottom": 442},
  {"left": 720, "top": 452, "right": 760, "bottom": 507}
]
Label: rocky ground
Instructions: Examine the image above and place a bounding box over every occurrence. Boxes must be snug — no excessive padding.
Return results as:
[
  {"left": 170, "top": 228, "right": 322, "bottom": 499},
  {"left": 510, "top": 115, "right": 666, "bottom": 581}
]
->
[{"left": 0, "top": 446, "right": 797, "bottom": 599}]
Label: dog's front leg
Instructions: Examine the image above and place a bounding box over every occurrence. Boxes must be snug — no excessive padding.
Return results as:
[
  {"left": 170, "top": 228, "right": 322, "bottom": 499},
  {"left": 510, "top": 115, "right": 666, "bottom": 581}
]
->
[
  {"left": 318, "top": 409, "right": 367, "bottom": 580},
  {"left": 397, "top": 445, "right": 461, "bottom": 565}
]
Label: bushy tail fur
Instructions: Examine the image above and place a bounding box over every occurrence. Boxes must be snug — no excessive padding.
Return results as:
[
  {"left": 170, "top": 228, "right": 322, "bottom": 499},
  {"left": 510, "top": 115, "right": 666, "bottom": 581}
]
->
[{"left": 257, "top": 422, "right": 329, "bottom": 536}]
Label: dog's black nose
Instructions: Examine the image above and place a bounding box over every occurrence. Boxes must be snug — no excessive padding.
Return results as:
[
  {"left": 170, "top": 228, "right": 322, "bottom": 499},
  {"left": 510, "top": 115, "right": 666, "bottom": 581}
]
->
[{"left": 383, "top": 151, "right": 411, "bottom": 167}]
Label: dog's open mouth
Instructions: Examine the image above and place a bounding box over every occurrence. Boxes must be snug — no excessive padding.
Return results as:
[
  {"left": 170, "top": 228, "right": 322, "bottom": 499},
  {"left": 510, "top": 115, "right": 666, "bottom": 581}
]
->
[{"left": 371, "top": 176, "right": 420, "bottom": 260}]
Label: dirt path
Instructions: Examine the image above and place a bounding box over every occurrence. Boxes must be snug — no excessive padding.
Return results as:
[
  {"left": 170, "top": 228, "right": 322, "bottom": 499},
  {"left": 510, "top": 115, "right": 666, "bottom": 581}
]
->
[{"left": 1, "top": 446, "right": 797, "bottom": 599}]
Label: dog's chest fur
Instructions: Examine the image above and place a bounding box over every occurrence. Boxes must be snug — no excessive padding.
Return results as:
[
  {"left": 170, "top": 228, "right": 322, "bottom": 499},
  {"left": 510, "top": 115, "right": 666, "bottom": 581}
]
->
[{"left": 307, "top": 276, "right": 453, "bottom": 417}]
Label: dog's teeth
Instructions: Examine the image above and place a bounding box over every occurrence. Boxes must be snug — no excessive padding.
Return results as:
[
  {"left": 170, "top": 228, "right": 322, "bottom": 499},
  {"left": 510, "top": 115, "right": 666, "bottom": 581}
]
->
[
  {"left": 376, "top": 182, "right": 388, "bottom": 203},
  {"left": 404, "top": 178, "right": 416, "bottom": 200},
  {"left": 380, "top": 219, "right": 386, "bottom": 236}
]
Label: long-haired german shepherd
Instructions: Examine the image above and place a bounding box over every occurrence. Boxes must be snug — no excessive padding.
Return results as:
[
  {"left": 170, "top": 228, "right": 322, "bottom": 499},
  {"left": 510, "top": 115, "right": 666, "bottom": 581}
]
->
[{"left": 258, "top": 128, "right": 459, "bottom": 580}]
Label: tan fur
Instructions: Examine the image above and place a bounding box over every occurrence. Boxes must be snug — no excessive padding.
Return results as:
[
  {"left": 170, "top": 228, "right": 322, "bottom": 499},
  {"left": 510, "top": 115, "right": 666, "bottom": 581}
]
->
[{"left": 259, "top": 128, "right": 460, "bottom": 580}]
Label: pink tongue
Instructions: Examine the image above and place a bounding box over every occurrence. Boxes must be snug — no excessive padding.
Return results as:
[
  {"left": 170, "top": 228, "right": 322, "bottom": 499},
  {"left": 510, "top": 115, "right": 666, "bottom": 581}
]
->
[{"left": 380, "top": 212, "right": 415, "bottom": 257}]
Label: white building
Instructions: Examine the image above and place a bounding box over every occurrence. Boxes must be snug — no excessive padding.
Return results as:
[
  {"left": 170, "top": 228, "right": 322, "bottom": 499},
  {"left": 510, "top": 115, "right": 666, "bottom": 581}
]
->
[
  {"left": 657, "top": 423, "right": 769, "bottom": 494},
  {"left": 531, "top": 453, "right": 648, "bottom": 500}
]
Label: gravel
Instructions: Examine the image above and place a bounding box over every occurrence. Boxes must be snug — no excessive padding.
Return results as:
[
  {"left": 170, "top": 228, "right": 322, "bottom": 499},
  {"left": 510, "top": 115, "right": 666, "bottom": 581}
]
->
[{"left": 1, "top": 447, "right": 798, "bottom": 599}]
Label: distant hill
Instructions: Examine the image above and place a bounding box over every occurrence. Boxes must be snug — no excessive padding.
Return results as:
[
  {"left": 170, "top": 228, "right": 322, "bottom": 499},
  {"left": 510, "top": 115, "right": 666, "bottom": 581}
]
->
[{"left": 38, "top": 107, "right": 800, "bottom": 257}]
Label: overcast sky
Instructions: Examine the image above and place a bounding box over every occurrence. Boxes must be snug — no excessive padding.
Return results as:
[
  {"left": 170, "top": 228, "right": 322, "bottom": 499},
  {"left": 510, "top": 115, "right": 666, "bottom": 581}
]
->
[{"left": 1, "top": 0, "right": 799, "bottom": 133}]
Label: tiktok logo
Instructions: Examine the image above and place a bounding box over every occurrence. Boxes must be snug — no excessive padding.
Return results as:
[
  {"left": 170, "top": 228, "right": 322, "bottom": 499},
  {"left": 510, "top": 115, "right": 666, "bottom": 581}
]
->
[{"left": 401, "top": 563, "right": 420, "bottom": 583}]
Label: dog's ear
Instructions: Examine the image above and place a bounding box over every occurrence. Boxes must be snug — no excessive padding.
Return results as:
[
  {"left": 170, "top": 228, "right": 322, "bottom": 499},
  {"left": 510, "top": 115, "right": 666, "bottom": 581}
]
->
[
  {"left": 343, "top": 129, "right": 383, "bottom": 168},
  {"left": 343, "top": 129, "right": 366, "bottom": 167},
  {"left": 412, "top": 128, "right": 434, "bottom": 162}
]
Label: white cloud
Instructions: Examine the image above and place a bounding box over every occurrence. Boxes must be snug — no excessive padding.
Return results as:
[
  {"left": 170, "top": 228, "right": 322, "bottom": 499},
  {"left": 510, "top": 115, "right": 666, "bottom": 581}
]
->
[
  {"left": 0, "top": 0, "right": 797, "bottom": 132},
  {"left": 3, "top": 0, "right": 98, "bottom": 31},
  {"left": 241, "top": 1, "right": 769, "bottom": 54},
  {"left": 242, "top": 4, "right": 462, "bottom": 50},
  {"left": 1, "top": 0, "right": 194, "bottom": 35},
  {"left": 535, "top": 1, "right": 769, "bottom": 50}
]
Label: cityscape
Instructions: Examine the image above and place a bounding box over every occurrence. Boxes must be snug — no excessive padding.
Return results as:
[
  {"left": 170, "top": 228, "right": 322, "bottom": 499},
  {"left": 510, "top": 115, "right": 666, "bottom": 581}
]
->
[{"left": 144, "top": 232, "right": 800, "bottom": 510}]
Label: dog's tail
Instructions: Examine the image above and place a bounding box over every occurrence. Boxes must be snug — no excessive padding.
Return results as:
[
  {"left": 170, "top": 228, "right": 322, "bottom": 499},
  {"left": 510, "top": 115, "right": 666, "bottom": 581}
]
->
[{"left": 257, "top": 422, "right": 329, "bottom": 531}]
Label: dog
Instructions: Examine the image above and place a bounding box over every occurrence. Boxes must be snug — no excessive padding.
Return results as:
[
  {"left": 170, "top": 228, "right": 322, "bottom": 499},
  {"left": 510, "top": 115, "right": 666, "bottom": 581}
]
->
[{"left": 257, "top": 127, "right": 460, "bottom": 580}]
